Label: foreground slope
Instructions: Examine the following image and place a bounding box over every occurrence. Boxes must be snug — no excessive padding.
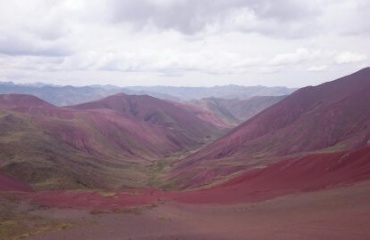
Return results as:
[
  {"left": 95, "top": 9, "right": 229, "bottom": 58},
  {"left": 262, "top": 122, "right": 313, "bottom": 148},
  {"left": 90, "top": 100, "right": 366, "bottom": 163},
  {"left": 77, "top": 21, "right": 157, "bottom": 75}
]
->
[
  {"left": 0, "top": 94, "right": 226, "bottom": 190},
  {"left": 8, "top": 146, "right": 370, "bottom": 239},
  {"left": 170, "top": 68, "right": 370, "bottom": 188},
  {"left": 22, "top": 181, "right": 370, "bottom": 240}
]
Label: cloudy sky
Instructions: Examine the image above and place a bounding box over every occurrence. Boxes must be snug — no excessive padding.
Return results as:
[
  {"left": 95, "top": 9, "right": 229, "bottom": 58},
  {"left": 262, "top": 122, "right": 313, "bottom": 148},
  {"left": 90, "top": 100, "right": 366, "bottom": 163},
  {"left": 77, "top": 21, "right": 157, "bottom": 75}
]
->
[{"left": 0, "top": 0, "right": 369, "bottom": 87}]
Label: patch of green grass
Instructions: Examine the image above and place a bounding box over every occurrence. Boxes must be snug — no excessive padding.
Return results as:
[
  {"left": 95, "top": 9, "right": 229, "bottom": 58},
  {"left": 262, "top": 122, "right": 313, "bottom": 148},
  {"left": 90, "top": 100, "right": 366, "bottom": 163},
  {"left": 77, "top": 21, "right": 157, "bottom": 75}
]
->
[
  {"left": 315, "top": 142, "right": 348, "bottom": 153},
  {"left": 146, "top": 157, "right": 178, "bottom": 188}
]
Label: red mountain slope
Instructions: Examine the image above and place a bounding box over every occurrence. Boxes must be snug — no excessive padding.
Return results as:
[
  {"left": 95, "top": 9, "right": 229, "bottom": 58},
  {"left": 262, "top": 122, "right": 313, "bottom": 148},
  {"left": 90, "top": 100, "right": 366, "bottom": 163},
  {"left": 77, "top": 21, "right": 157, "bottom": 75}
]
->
[
  {"left": 72, "top": 93, "right": 229, "bottom": 136},
  {"left": 0, "top": 93, "right": 225, "bottom": 190},
  {"left": 170, "top": 146, "right": 370, "bottom": 203},
  {"left": 0, "top": 94, "right": 54, "bottom": 109},
  {"left": 170, "top": 68, "right": 370, "bottom": 188}
]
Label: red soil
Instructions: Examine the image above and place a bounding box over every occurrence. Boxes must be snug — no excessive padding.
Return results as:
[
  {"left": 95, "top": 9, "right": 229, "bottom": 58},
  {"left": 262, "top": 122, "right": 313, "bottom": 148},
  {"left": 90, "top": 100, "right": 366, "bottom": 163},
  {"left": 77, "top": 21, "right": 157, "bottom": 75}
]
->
[
  {"left": 11, "top": 146, "right": 369, "bottom": 210},
  {"left": 170, "top": 146, "right": 370, "bottom": 204},
  {"left": 26, "top": 190, "right": 158, "bottom": 210},
  {"left": 28, "top": 182, "right": 370, "bottom": 240}
]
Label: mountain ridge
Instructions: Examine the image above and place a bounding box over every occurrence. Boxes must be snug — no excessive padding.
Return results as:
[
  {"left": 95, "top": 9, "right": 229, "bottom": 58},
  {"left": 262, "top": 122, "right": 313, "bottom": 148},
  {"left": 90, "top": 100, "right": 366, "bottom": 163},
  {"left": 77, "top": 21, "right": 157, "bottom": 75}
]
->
[
  {"left": 0, "top": 82, "right": 295, "bottom": 106},
  {"left": 0, "top": 93, "right": 226, "bottom": 190},
  {"left": 169, "top": 67, "right": 370, "bottom": 188}
]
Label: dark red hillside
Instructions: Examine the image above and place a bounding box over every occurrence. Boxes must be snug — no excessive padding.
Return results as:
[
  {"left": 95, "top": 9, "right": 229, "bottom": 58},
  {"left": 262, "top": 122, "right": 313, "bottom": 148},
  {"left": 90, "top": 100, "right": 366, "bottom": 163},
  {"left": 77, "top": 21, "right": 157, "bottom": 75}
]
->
[
  {"left": 170, "top": 145, "right": 370, "bottom": 203},
  {"left": 170, "top": 68, "right": 370, "bottom": 188},
  {"left": 0, "top": 94, "right": 54, "bottom": 109},
  {"left": 72, "top": 93, "right": 228, "bottom": 140}
]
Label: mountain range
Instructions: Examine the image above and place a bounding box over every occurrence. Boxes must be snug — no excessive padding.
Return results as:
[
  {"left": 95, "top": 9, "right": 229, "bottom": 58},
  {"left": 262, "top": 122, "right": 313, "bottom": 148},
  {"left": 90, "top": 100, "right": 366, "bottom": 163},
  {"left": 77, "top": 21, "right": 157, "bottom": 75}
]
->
[
  {"left": 0, "top": 82, "right": 294, "bottom": 106},
  {"left": 0, "top": 68, "right": 369, "bottom": 195},
  {"left": 1, "top": 68, "right": 370, "bottom": 240},
  {"left": 125, "top": 85, "right": 294, "bottom": 101}
]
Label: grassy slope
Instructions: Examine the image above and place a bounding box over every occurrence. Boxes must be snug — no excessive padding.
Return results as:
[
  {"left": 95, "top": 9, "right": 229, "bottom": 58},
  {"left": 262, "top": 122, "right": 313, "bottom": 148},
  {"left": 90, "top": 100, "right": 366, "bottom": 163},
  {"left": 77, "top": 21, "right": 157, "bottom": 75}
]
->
[{"left": 0, "top": 110, "right": 123, "bottom": 190}]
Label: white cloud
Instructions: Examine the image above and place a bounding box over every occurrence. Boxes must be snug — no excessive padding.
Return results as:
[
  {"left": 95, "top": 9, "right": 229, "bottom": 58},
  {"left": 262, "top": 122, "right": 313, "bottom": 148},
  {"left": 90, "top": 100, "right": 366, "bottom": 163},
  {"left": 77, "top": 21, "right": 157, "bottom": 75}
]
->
[
  {"left": 307, "top": 65, "right": 328, "bottom": 72},
  {"left": 0, "top": 0, "right": 369, "bottom": 88},
  {"left": 108, "top": 0, "right": 318, "bottom": 36},
  {"left": 267, "top": 48, "right": 327, "bottom": 66},
  {"left": 334, "top": 52, "right": 368, "bottom": 64}
]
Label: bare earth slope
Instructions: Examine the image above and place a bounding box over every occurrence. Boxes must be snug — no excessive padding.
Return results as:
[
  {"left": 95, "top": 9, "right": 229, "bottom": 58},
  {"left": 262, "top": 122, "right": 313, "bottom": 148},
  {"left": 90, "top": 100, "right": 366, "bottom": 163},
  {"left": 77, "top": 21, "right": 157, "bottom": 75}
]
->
[{"left": 24, "top": 181, "right": 370, "bottom": 240}]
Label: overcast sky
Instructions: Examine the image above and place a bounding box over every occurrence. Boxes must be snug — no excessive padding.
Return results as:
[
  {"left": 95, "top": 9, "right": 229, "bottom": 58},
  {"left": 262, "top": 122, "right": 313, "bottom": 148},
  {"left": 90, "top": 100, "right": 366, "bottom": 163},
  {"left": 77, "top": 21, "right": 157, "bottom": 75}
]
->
[{"left": 0, "top": 0, "right": 369, "bottom": 87}]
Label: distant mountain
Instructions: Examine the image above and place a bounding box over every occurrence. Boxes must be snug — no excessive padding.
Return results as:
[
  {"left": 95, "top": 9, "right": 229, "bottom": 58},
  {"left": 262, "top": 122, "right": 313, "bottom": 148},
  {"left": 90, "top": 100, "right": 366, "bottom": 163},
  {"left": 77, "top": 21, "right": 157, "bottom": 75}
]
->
[
  {"left": 71, "top": 92, "right": 230, "bottom": 137},
  {"left": 0, "top": 94, "right": 54, "bottom": 109},
  {"left": 0, "top": 93, "right": 226, "bottom": 190},
  {"left": 0, "top": 83, "right": 125, "bottom": 106},
  {"left": 0, "top": 82, "right": 295, "bottom": 106},
  {"left": 169, "top": 68, "right": 370, "bottom": 188},
  {"left": 126, "top": 85, "right": 295, "bottom": 101},
  {"left": 194, "top": 95, "right": 286, "bottom": 124}
]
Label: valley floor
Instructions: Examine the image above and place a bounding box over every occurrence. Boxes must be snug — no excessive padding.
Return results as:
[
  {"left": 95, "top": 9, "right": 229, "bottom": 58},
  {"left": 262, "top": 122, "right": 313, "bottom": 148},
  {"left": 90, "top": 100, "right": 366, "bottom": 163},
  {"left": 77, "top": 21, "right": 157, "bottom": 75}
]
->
[{"left": 22, "top": 181, "right": 370, "bottom": 240}]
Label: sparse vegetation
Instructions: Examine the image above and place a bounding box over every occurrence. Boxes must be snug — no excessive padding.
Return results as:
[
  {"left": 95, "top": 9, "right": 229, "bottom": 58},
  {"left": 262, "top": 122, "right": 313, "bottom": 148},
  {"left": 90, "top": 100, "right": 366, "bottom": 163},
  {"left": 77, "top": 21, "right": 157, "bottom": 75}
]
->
[{"left": 0, "top": 197, "right": 74, "bottom": 240}]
